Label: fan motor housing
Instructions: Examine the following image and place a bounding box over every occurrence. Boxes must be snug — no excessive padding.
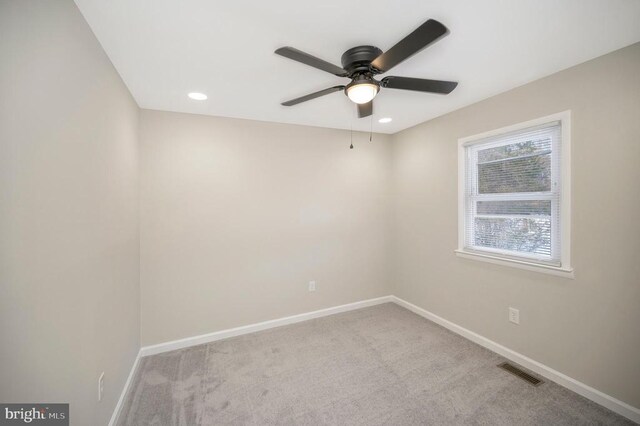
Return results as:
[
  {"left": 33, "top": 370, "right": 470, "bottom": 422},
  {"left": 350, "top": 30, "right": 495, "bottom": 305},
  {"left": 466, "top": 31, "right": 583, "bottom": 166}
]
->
[{"left": 341, "top": 45, "right": 383, "bottom": 75}]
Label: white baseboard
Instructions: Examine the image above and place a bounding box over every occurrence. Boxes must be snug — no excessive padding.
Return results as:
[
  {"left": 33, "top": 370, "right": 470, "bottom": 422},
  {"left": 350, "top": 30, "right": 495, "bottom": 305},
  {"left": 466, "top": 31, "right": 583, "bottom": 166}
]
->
[
  {"left": 391, "top": 296, "right": 640, "bottom": 424},
  {"left": 111, "top": 295, "right": 639, "bottom": 425},
  {"left": 108, "top": 349, "right": 142, "bottom": 426},
  {"left": 139, "top": 295, "right": 394, "bottom": 357}
]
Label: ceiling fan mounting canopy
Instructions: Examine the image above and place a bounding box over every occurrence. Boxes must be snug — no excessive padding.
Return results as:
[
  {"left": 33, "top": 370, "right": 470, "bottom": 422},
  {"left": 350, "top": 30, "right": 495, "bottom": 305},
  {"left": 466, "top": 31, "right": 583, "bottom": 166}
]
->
[
  {"left": 275, "top": 19, "right": 458, "bottom": 118},
  {"left": 341, "top": 45, "right": 383, "bottom": 75}
]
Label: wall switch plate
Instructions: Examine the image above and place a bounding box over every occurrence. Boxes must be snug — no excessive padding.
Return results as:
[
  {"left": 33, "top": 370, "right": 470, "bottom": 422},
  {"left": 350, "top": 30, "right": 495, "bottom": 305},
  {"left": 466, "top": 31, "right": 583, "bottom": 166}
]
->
[
  {"left": 509, "top": 307, "right": 520, "bottom": 325},
  {"left": 308, "top": 281, "right": 316, "bottom": 292},
  {"left": 98, "top": 372, "right": 105, "bottom": 402}
]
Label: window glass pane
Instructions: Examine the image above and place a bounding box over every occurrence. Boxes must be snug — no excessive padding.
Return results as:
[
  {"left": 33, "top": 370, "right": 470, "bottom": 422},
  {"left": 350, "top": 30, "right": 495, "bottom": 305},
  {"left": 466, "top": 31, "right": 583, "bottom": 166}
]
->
[
  {"left": 477, "top": 139, "right": 551, "bottom": 194},
  {"left": 476, "top": 200, "right": 551, "bottom": 216},
  {"left": 473, "top": 217, "right": 552, "bottom": 257},
  {"left": 477, "top": 138, "right": 551, "bottom": 163}
]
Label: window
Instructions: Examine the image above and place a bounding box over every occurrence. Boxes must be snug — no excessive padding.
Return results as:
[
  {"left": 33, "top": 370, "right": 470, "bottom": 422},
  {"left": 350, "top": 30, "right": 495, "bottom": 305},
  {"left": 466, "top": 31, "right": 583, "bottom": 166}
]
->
[{"left": 457, "top": 112, "right": 572, "bottom": 277}]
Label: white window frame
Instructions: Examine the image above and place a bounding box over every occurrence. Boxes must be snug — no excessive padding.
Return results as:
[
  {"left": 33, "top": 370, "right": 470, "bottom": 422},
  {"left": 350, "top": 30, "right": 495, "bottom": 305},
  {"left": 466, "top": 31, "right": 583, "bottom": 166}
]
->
[{"left": 456, "top": 111, "right": 573, "bottom": 278}]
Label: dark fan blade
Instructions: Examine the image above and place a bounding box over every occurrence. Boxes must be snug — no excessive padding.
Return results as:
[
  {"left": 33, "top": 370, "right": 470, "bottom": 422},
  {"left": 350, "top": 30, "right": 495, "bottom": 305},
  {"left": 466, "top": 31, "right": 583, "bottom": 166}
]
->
[
  {"left": 275, "top": 47, "right": 348, "bottom": 77},
  {"left": 357, "top": 101, "right": 373, "bottom": 118},
  {"left": 381, "top": 76, "right": 458, "bottom": 94},
  {"left": 371, "top": 19, "right": 449, "bottom": 73},
  {"left": 281, "top": 86, "right": 345, "bottom": 106}
]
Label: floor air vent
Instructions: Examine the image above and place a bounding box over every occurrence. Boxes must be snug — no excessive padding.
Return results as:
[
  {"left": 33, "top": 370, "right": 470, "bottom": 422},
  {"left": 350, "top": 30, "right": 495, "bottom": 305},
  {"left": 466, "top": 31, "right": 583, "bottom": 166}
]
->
[{"left": 498, "top": 362, "right": 543, "bottom": 386}]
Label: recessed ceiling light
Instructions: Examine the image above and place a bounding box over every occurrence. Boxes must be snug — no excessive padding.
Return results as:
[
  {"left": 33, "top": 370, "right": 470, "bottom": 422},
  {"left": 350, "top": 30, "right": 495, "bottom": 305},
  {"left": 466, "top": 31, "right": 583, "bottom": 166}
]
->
[
  {"left": 188, "top": 92, "right": 208, "bottom": 100},
  {"left": 378, "top": 117, "right": 392, "bottom": 123}
]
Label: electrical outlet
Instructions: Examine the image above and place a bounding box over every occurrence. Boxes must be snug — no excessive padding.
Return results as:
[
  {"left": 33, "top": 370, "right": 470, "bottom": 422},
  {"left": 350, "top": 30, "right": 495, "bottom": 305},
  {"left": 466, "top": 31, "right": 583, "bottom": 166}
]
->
[
  {"left": 508, "top": 307, "right": 520, "bottom": 325},
  {"left": 308, "top": 281, "right": 316, "bottom": 292},
  {"left": 98, "top": 372, "right": 105, "bottom": 402}
]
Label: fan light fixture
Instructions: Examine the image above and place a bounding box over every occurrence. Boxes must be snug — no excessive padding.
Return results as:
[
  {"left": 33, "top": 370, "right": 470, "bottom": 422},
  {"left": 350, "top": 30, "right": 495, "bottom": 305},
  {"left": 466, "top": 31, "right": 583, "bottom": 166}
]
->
[{"left": 346, "top": 82, "right": 379, "bottom": 104}]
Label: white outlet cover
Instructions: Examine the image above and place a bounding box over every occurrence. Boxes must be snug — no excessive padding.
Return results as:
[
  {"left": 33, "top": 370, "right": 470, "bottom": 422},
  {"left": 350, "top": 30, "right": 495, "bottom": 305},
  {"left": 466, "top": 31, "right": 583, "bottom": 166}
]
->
[
  {"left": 308, "top": 281, "right": 316, "bottom": 292},
  {"left": 509, "top": 307, "right": 520, "bottom": 325}
]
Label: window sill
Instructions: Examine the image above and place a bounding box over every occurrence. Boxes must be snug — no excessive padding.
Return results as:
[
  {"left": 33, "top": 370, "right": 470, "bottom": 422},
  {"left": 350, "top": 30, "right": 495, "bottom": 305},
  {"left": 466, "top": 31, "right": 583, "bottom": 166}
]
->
[{"left": 454, "top": 249, "right": 574, "bottom": 279}]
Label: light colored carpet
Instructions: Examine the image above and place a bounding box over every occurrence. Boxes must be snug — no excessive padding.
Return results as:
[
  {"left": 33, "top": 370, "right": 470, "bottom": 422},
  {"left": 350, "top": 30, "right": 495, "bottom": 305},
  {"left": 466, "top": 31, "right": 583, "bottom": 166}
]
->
[{"left": 117, "top": 303, "right": 635, "bottom": 425}]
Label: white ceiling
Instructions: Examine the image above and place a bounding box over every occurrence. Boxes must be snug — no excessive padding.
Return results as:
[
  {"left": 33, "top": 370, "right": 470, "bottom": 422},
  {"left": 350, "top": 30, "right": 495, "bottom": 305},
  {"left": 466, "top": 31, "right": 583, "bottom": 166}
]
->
[{"left": 74, "top": 0, "right": 640, "bottom": 134}]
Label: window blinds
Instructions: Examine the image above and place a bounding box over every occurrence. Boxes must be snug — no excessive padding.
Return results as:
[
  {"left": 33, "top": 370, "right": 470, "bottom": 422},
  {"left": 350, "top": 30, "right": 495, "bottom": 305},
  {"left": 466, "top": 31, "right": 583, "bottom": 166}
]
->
[{"left": 463, "top": 121, "right": 562, "bottom": 265}]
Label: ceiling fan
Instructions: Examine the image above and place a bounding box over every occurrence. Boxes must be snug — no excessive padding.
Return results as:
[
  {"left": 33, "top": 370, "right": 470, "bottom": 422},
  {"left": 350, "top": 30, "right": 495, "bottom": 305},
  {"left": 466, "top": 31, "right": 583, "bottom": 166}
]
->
[{"left": 275, "top": 19, "right": 458, "bottom": 118}]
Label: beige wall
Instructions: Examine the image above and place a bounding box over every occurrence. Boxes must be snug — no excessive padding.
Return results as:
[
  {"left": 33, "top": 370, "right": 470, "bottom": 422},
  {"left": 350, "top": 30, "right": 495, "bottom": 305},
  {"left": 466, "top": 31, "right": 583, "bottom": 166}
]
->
[
  {"left": 391, "top": 43, "right": 640, "bottom": 408},
  {"left": 0, "top": 1, "right": 140, "bottom": 425},
  {"left": 139, "top": 110, "right": 392, "bottom": 346}
]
